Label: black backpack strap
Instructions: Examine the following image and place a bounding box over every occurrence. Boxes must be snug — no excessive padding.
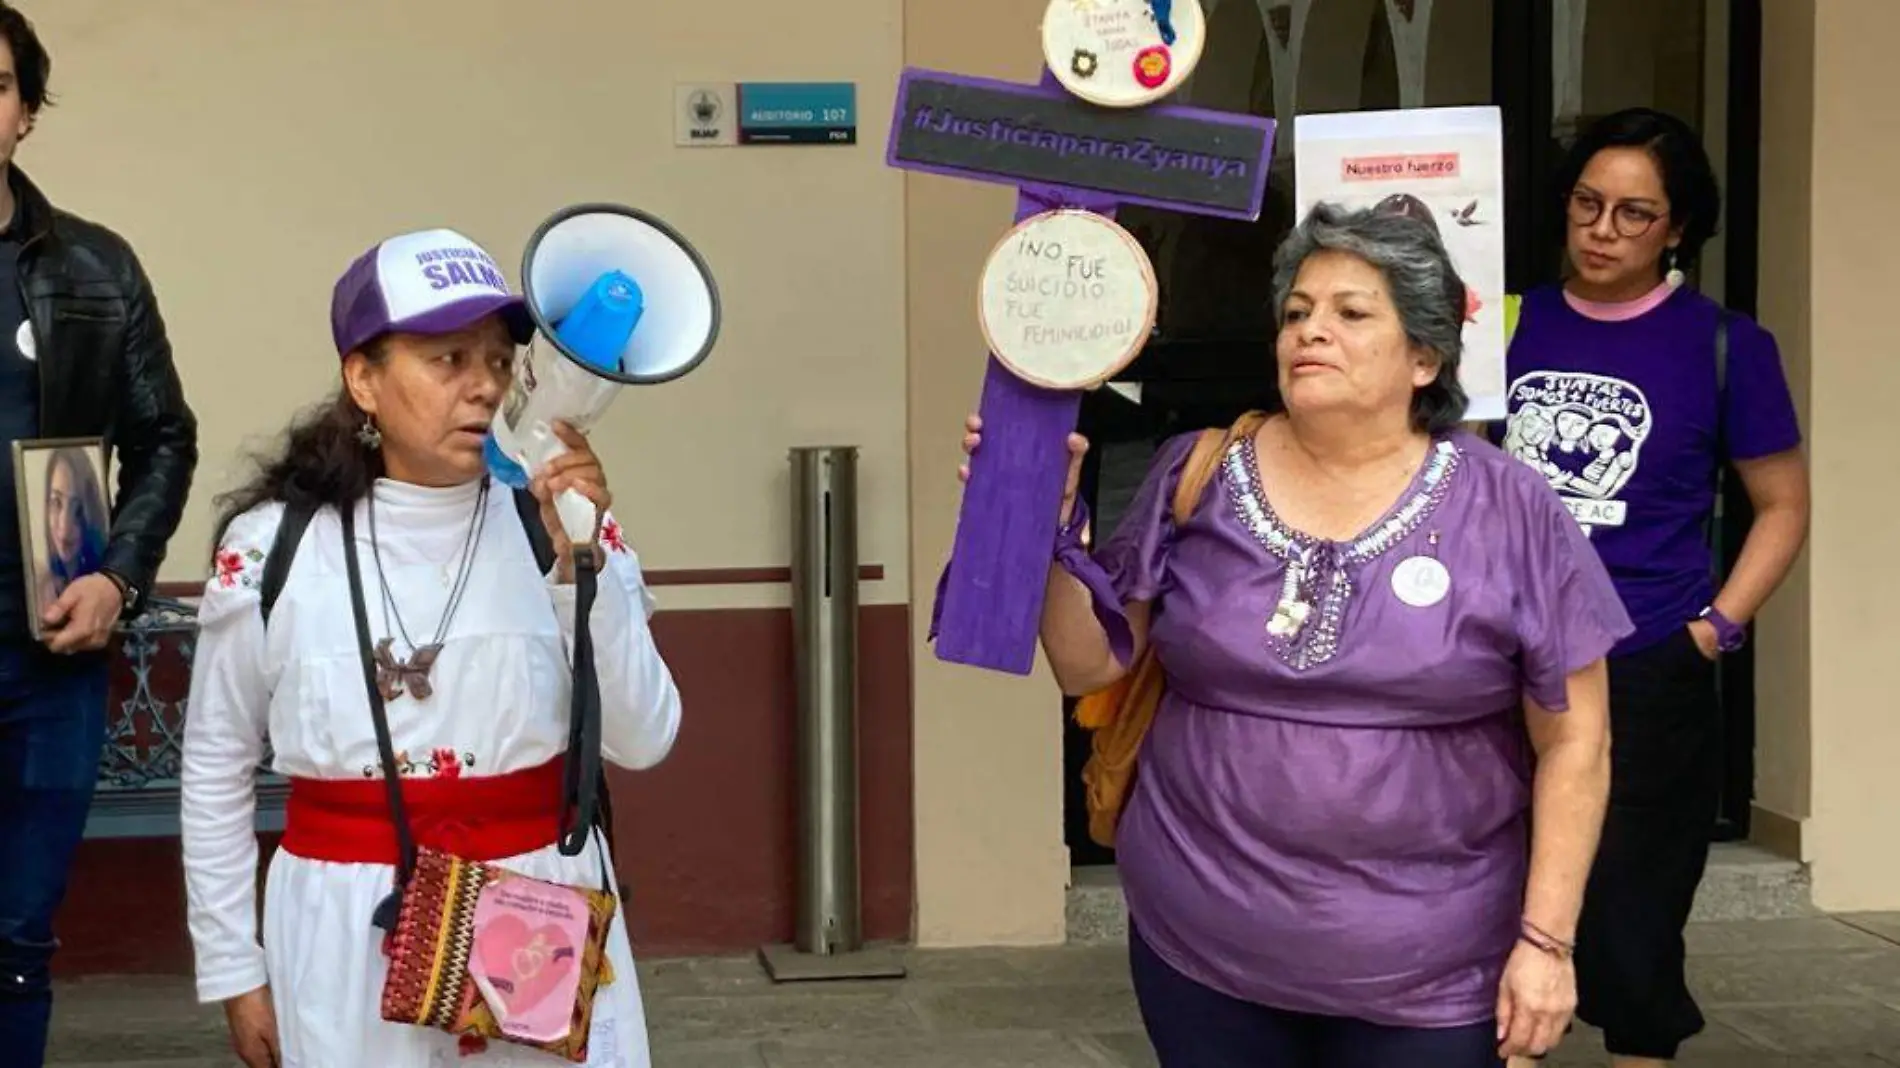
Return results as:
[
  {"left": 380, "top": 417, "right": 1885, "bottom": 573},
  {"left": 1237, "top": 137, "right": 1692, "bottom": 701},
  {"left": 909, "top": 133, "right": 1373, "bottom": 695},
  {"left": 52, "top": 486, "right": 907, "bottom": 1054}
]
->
[
  {"left": 266, "top": 492, "right": 547, "bottom": 622},
  {"left": 512, "top": 487, "right": 558, "bottom": 576},
  {"left": 259, "top": 499, "right": 319, "bottom": 627},
  {"left": 1715, "top": 309, "right": 1731, "bottom": 448},
  {"left": 1709, "top": 310, "right": 1732, "bottom": 564}
]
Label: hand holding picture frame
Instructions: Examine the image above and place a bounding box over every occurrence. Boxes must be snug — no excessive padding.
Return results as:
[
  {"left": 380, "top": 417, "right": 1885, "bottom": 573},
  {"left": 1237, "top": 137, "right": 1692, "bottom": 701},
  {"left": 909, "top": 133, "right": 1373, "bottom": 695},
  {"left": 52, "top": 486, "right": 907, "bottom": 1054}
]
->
[{"left": 13, "top": 436, "right": 113, "bottom": 642}]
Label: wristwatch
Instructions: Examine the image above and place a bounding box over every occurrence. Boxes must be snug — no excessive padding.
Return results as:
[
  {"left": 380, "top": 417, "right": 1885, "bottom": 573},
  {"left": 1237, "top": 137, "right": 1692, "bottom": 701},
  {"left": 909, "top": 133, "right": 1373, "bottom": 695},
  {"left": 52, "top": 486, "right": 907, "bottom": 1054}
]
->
[{"left": 1699, "top": 606, "right": 1746, "bottom": 652}]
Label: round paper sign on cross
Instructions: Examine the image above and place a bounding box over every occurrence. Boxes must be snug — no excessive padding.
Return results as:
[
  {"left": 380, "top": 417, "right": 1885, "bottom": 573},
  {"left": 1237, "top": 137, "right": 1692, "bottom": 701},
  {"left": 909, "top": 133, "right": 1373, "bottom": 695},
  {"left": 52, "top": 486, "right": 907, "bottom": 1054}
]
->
[
  {"left": 977, "top": 209, "right": 1159, "bottom": 391},
  {"left": 1042, "top": 0, "right": 1207, "bottom": 108}
]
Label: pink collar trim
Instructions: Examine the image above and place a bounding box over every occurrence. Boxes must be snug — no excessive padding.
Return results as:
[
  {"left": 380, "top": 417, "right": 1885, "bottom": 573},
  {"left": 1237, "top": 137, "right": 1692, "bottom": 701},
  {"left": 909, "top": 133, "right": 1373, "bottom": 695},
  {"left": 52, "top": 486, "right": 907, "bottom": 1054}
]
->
[{"left": 1563, "top": 281, "right": 1676, "bottom": 322}]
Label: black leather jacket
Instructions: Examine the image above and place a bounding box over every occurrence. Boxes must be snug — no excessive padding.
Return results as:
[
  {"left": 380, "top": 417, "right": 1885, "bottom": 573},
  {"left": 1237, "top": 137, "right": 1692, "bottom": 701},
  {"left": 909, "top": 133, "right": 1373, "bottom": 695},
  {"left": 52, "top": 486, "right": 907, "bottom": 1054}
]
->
[{"left": 13, "top": 167, "right": 197, "bottom": 618}]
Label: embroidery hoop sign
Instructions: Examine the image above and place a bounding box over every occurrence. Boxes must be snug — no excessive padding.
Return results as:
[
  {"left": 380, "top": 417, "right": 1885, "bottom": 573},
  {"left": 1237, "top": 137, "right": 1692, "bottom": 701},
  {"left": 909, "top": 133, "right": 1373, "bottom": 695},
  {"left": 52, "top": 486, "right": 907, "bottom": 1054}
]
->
[
  {"left": 1042, "top": 0, "right": 1207, "bottom": 108},
  {"left": 977, "top": 209, "right": 1159, "bottom": 390}
]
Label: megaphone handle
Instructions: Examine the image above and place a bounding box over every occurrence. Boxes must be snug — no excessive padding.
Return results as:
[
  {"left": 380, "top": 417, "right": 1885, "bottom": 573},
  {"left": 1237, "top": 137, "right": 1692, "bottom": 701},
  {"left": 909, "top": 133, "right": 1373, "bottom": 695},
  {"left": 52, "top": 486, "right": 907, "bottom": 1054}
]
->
[{"left": 553, "top": 486, "right": 600, "bottom": 550}]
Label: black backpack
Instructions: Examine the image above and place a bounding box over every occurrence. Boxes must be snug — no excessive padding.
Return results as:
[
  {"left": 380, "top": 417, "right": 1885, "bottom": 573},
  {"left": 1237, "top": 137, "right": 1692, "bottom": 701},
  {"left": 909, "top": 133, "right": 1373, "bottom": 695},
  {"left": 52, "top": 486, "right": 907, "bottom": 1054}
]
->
[{"left": 252, "top": 487, "right": 620, "bottom": 887}]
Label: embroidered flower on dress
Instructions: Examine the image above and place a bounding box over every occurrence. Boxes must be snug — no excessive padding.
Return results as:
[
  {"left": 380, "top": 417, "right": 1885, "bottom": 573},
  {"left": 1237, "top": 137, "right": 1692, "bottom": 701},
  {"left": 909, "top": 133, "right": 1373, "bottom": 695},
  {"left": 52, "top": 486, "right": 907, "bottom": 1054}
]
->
[
  {"left": 213, "top": 546, "right": 265, "bottom": 589},
  {"left": 600, "top": 516, "right": 628, "bottom": 554},
  {"left": 428, "top": 748, "right": 471, "bottom": 780},
  {"left": 362, "top": 748, "right": 476, "bottom": 779}
]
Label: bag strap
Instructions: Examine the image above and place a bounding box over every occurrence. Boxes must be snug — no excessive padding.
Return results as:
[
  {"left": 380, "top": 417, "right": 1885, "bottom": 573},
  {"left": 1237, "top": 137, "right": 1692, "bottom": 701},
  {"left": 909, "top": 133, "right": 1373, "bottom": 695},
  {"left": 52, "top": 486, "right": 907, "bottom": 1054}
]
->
[
  {"left": 338, "top": 503, "right": 425, "bottom": 933},
  {"left": 512, "top": 486, "right": 559, "bottom": 576},
  {"left": 1715, "top": 309, "right": 1730, "bottom": 455},
  {"left": 1709, "top": 311, "right": 1732, "bottom": 559},
  {"left": 510, "top": 486, "right": 620, "bottom": 881},
  {"left": 560, "top": 543, "right": 607, "bottom": 863},
  {"left": 1170, "top": 411, "right": 1267, "bottom": 526},
  {"left": 1071, "top": 411, "right": 1268, "bottom": 729}
]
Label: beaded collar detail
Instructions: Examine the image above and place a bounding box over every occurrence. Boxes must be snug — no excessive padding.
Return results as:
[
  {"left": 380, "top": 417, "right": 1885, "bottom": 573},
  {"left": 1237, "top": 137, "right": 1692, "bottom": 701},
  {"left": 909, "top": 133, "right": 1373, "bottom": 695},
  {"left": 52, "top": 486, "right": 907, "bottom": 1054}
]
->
[{"left": 1222, "top": 435, "right": 1462, "bottom": 669}]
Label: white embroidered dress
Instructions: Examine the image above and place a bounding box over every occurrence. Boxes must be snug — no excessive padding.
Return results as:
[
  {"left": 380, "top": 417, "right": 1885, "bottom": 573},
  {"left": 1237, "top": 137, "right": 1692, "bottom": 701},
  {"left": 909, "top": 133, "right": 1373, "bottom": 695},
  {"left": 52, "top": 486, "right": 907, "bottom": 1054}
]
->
[{"left": 180, "top": 478, "right": 681, "bottom": 1068}]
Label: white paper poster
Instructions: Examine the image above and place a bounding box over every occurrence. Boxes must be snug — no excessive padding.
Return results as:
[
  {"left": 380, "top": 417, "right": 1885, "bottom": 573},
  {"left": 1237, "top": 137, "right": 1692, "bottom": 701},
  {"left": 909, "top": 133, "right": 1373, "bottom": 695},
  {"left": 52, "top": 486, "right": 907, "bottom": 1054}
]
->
[{"left": 1294, "top": 106, "right": 1506, "bottom": 421}]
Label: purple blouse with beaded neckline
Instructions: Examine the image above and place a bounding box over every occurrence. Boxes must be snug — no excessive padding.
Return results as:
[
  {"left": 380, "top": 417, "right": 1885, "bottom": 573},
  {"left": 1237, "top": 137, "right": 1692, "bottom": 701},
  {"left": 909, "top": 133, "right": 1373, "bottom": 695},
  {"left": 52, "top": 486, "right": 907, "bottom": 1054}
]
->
[{"left": 1059, "top": 425, "right": 1631, "bottom": 1029}]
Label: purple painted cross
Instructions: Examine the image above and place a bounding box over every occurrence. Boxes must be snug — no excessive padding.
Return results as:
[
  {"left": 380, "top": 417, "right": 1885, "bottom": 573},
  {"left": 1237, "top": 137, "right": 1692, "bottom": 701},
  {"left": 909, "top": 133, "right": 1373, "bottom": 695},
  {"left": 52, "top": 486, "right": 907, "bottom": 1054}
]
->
[{"left": 887, "top": 66, "right": 1277, "bottom": 675}]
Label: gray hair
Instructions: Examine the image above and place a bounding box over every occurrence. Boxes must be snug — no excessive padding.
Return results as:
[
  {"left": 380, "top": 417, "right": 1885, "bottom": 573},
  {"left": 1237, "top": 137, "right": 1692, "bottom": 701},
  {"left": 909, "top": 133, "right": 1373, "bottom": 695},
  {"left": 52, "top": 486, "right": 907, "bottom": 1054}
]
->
[{"left": 1269, "top": 201, "right": 1470, "bottom": 432}]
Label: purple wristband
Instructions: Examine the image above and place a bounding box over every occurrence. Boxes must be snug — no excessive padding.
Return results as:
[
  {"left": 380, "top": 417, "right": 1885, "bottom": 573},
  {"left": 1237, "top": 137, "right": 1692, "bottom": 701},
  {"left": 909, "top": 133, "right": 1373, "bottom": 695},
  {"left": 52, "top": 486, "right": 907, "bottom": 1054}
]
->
[{"left": 1700, "top": 606, "right": 1746, "bottom": 652}]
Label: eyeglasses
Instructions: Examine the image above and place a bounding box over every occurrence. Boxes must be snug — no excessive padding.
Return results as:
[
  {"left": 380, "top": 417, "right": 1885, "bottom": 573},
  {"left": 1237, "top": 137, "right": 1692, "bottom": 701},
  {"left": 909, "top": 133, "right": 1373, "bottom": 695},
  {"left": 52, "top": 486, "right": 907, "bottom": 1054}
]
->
[{"left": 1567, "top": 191, "right": 1667, "bottom": 239}]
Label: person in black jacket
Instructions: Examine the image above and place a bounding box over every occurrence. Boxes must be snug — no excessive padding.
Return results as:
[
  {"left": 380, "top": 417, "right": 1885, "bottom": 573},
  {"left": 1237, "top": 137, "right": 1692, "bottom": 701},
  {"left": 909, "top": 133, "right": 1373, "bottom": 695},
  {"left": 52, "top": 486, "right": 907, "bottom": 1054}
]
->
[{"left": 0, "top": 6, "right": 198, "bottom": 1063}]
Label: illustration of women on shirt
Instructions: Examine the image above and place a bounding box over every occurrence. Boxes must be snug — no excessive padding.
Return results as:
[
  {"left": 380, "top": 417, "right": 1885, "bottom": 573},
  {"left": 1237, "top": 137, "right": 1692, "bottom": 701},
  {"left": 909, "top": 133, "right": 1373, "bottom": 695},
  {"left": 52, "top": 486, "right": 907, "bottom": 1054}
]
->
[
  {"left": 1503, "top": 371, "right": 1653, "bottom": 505},
  {"left": 38, "top": 446, "right": 110, "bottom": 606}
]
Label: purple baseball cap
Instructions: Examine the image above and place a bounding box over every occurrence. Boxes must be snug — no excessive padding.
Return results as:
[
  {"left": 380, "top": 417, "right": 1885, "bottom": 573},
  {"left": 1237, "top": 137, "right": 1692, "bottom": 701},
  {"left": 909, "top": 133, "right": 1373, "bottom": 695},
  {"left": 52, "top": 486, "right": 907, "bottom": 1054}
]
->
[{"left": 329, "top": 227, "right": 535, "bottom": 357}]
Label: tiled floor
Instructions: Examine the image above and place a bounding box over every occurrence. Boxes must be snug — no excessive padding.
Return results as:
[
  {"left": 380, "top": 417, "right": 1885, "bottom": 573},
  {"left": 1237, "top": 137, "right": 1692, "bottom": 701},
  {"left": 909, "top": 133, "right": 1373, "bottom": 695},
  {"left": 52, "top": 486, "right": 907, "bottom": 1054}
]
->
[{"left": 45, "top": 914, "right": 1900, "bottom": 1066}]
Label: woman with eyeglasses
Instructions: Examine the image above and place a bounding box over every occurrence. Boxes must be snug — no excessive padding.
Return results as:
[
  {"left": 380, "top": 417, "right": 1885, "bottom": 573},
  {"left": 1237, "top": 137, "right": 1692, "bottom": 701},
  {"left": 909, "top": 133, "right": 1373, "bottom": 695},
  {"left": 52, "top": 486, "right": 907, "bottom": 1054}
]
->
[{"left": 1499, "top": 108, "right": 1810, "bottom": 1068}]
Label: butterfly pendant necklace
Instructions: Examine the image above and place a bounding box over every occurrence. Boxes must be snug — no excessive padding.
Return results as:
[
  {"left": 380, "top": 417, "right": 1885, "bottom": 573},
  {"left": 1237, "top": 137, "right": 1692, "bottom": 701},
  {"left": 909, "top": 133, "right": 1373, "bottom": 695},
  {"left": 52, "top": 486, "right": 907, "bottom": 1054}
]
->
[{"left": 366, "top": 477, "right": 491, "bottom": 702}]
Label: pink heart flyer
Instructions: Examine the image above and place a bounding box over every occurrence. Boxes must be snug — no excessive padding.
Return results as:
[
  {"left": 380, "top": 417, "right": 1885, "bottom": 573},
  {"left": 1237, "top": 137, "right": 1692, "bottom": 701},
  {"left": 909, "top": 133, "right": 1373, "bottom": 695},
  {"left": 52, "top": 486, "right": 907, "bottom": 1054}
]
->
[{"left": 470, "top": 875, "right": 591, "bottom": 1043}]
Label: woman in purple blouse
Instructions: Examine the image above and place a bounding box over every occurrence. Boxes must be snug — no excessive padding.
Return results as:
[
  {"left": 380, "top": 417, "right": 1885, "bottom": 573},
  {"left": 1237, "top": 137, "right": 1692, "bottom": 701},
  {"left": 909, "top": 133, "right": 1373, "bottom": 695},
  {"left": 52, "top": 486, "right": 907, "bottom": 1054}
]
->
[
  {"left": 1502, "top": 110, "right": 1810, "bottom": 1068},
  {"left": 959, "top": 204, "right": 1630, "bottom": 1066}
]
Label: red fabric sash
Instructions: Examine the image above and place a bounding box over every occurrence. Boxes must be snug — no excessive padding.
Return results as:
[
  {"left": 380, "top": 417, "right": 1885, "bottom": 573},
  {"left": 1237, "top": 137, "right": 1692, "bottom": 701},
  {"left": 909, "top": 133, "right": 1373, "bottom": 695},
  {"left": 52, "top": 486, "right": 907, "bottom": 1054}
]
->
[{"left": 280, "top": 757, "right": 565, "bottom": 865}]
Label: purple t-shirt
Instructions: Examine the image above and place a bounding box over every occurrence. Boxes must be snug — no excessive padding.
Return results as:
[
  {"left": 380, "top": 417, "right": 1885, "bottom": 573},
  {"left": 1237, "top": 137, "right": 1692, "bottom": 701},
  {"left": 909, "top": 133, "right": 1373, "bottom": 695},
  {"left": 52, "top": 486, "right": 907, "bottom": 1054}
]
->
[
  {"left": 1063, "top": 428, "right": 1631, "bottom": 1028},
  {"left": 1503, "top": 285, "right": 1803, "bottom": 655}
]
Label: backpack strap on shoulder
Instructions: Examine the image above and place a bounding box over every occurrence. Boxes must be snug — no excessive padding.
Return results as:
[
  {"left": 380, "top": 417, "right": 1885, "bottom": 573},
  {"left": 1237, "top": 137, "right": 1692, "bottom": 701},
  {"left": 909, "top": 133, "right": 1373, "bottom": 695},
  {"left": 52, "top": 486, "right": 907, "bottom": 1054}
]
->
[
  {"left": 259, "top": 488, "right": 557, "bottom": 625},
  {"left": 1709, "top": 309, "right": 1733, "bottom": 563},
  {"left": 1714, "top": 308, "right": 1731, "bottom": 452},
  {"left": 512, "top": 487, "right": 559, "bottom": 576},
  {"left": 259, "top": 499, "right": 320, "bottom": 628}
]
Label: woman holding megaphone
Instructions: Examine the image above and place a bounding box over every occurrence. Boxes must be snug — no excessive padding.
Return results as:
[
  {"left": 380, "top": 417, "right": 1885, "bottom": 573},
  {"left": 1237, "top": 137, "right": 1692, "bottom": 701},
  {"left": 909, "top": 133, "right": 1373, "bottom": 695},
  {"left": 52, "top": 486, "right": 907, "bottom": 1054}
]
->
[{"left": 179, "top": 227, "right": 681, "bottom": 1067}]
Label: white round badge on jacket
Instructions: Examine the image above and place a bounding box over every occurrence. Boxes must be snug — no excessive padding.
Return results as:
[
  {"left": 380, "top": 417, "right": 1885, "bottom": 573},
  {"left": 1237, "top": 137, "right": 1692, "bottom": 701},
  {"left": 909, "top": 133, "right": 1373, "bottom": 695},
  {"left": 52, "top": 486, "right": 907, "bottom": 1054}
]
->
[{"left": 15, "top": 320, "right": 35, "bottom": 361}]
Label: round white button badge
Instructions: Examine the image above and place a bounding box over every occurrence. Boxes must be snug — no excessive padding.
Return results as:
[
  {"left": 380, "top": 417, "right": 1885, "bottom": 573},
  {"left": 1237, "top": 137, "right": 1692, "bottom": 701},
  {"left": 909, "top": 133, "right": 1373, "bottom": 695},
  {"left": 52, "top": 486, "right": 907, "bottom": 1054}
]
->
[
  {"left": 15, "top": 320, "right": 35, "bottom": 361},
  {"left": 1391, "top": 555, "right": 1451, "bottom": 608}
]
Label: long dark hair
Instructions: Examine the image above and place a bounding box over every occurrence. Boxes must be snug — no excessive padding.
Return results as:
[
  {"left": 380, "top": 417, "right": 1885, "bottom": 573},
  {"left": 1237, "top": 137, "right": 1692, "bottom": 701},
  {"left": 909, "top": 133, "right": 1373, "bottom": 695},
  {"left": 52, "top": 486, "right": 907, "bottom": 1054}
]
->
[
  {"left": 46, "top": 446, "right": 107, "bottom": 582},
  {"left": 212, "top": 344, "right": 388, "bottom": 547}
]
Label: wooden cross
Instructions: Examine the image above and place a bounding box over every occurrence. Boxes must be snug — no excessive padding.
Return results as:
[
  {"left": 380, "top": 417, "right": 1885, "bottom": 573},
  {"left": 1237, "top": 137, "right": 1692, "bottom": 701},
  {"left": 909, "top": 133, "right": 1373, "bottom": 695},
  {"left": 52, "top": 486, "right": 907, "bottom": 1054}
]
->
[{"left": 886, "top": 66, "right": 1277, "bottom": 675}]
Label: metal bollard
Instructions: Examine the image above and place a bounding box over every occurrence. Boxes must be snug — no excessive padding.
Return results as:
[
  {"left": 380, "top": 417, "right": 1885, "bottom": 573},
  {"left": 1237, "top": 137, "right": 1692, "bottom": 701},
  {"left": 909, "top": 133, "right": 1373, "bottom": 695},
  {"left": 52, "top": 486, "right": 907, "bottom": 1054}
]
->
[{"left": 758, "top": 446, "right": 906, "bottom": 983}]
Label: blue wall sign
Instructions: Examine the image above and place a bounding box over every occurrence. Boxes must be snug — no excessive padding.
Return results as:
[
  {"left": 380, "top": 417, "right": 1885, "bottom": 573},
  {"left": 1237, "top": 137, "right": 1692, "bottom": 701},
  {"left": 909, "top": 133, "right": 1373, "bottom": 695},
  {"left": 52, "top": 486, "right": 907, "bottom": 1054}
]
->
[{"left": 736, "top": 82, "right": 857, "bottom": 145}]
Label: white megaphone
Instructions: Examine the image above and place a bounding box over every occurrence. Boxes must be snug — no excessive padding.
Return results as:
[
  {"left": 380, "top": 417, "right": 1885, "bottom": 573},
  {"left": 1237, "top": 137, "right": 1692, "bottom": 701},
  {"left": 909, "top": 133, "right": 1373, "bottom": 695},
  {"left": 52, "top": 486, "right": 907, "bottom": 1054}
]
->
[{"left": 484, "top": 203, "right": 721, "bottom": 550}]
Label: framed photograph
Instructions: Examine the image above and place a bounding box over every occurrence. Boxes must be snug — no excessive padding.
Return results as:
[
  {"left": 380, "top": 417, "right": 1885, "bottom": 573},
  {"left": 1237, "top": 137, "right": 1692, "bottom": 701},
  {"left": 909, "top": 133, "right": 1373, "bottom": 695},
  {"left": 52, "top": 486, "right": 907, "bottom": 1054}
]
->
[{"left": 12, "top": 436, "right": 113, "bottom": 640}]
